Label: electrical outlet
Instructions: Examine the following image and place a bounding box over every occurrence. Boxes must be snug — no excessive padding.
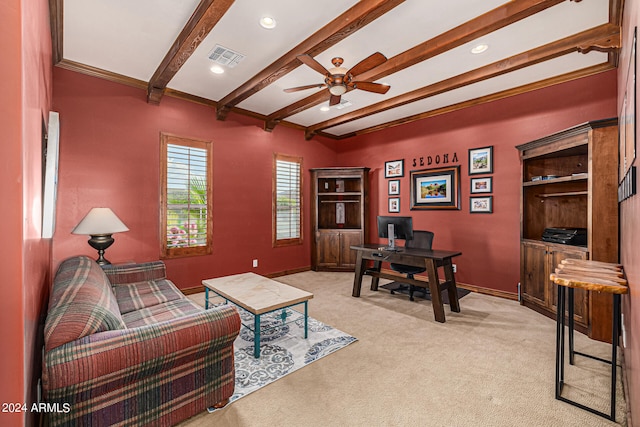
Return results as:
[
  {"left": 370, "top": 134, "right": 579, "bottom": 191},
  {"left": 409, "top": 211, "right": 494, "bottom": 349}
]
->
[
  {"left": 452, "top": 264, "right": 457, "bottom": 273},
  {"left": 252, "top": 259, "right": 258, "bottom": 268}
]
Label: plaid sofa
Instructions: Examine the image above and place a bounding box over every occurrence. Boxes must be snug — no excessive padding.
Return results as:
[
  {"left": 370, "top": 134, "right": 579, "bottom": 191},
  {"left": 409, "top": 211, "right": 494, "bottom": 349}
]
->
[{"left": 43, "top": 256, "right": 240, "bottom": 426}]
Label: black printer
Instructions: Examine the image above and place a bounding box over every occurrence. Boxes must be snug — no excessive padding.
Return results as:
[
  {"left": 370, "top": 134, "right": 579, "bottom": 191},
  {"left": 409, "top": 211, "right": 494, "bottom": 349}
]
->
[{"left": 541, "top": 227, "right": 587, "bottom": 246}]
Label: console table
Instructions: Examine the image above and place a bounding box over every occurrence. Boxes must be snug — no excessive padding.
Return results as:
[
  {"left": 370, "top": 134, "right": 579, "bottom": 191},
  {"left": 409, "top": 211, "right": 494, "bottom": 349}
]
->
[{"left": 350, "top": 244, "right": 462, "bottom": 322}]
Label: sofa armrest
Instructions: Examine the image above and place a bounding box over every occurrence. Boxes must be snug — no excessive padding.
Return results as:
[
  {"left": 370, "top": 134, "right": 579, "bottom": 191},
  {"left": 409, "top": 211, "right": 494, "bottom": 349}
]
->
[
  {"left": 103, "top": 261, "right": 167, "bottom": 285},
  {"left": 43, "top": 304, "right": 240, "bottom": 394}
]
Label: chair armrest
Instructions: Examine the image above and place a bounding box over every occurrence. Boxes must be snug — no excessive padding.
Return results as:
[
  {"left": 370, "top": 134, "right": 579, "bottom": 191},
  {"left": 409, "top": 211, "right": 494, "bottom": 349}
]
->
[{"left": 43, "top": 305, "right": 240, "bottom": 392}]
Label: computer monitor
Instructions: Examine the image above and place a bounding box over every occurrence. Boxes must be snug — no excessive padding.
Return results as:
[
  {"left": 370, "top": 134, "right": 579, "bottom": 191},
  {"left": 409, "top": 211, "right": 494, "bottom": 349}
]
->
[{"left": 377, "top": 216, "right": 413, "bottom": 249}]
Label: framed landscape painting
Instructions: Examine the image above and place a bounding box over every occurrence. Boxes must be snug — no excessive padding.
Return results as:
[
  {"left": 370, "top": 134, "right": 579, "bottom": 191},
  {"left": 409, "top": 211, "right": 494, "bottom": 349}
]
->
[
  {"left": 468, "top": 146, "right": 493, "bottom": 175},
  {"left": 410, "top": 166, "right": 460, "bottom": 210}
]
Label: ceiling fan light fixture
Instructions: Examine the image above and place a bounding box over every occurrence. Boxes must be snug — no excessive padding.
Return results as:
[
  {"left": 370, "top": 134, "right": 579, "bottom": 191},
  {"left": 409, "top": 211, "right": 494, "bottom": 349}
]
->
[
  {"left": 259, "top": 16, "right": 277, "bottom": 29},
  {"left": 329, "top": 85, "right": 347, "bottom": 96}
]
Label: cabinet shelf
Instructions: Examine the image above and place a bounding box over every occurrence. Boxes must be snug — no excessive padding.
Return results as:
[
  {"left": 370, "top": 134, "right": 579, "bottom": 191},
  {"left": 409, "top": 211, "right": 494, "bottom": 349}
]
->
[
  {"left": 536, "top": 191, "right": 588, "bottom": 198},
  {"left": 523, "top": 174, "right": 588, "bottom": 187},
  {"left": 320, "top": 200, "right": 360, "bottom": 204},
  {"left": 318, "top": 191, "right": 362, "bottom": 196}
]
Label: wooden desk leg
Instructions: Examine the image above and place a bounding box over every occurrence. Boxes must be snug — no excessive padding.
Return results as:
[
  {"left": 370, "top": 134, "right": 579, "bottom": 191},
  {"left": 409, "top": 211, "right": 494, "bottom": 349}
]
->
[
  {"left": 352, "top": 251, "right": 366, "bottom": 297},
  {"left": 370, "top": 260, "right": 382, "bottom": 291},
  {"left": 443, "top": 258, "right": 461, "bottom": 313},
  {"left": 425, "top": 259, "right": 445, "bottom": 323}
]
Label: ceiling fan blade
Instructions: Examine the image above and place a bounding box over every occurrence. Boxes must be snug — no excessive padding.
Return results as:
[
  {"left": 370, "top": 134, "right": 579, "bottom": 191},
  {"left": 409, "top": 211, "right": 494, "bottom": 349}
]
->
[
  {"left": 352, "top": 81, "right": 390, "bottom": 94},
  {"left": 329, "top": 95, "right": 342, "bottom": 106},
  {"left": 297, "top": 54, "right": 330, "bottom": 76},
  {"left": 347, "top": 52, "right": 387, "bottom": 77},
  {"left": 283, "top": 83, "right": 326, "bottom": 93}
]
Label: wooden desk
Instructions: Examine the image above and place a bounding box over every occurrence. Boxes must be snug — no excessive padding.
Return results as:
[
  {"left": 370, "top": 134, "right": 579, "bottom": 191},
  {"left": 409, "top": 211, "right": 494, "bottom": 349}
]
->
[{"left": 350, "top": 244, "right": 462, "bottom": 322}]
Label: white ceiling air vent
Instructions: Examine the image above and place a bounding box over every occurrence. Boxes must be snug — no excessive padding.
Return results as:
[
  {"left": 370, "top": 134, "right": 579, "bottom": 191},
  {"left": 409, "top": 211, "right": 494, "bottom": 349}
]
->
[
  {"left": 208, "top": 44, "right": 245, "bottom": 68},
  {"left": 334, "top": 99, "right": 353, "bottom": 110}
]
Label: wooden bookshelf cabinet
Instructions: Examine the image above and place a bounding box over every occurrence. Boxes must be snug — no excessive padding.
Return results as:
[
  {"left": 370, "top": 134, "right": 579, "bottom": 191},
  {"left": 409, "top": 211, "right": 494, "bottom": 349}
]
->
[
  {"left": 310, "top": 167, "right": 369, "bottom": 271},
  {"left": 516, "top": 119, "right": 618, "bottom": 342}
]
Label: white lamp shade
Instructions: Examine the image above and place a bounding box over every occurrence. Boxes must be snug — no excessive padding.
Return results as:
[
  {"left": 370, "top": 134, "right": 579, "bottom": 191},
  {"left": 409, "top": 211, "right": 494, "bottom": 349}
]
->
[{"left": 72, "top": 208, "right": 129, "bottom": 235}]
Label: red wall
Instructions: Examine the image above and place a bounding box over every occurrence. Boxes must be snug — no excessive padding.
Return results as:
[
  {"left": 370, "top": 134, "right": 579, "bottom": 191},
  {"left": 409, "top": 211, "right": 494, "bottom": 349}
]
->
[
  {"left": 619, "top": 0, "right": 640, "bottom": 421},
  {"left": 51, "top": 68, "right": 338, "bottom": 288},
  {"left": 336, "top": 71, "right": 617, "bottom": 294},
  {"left": 0, "top": 0, "right": 53, "bottom": 426},
  {"left": 0, "top": 2, "right": 26, "bottom": 424}
]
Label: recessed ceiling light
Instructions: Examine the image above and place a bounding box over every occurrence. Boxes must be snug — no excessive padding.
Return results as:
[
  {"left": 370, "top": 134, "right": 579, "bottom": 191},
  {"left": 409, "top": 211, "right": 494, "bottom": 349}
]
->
[
  {"left": 210, "top": 65, "right": 224, "bottom": 74},
  {"left": 471, "top": 44, "right": 489, "bottom": 54},
  {"left": 320, "top": 106, "right": 330, "bottom": 112},
  {"left": 260, "top": 16, "right": 276, "bottom": 29}
]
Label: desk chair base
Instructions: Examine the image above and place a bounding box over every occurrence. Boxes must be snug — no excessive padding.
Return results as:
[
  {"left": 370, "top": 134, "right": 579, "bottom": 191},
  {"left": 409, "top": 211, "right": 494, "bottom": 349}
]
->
[
  {"left": 390, "top": 274, "right": 430, "bottom": 301},
  {"left": 555, "top": 285, "right": 620, "bottom": 422}
]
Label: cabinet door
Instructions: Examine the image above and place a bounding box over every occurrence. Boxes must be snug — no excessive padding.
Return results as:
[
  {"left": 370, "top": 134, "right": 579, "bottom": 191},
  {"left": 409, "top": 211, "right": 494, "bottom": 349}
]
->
[
  {"left": 338, "top": 231, "right": 362, "bottom": 268},
  {"left": 316, "top": 231, "right": 340, "bottom": 268},
  {"left": 521, "top": 242, "right": 548, "bottom": 307},
  {"left": 548, "top": 247, "right": 588, "bottom": 327}
]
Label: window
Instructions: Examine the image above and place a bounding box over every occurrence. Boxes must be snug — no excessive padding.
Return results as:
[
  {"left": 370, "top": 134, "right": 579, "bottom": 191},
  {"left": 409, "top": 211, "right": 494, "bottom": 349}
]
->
[
  {"left": 160, "top": 133, "right": 213, "bottom": 258},
  {"left": 273, "top": 153, "right": 302, "bottom": 247}
]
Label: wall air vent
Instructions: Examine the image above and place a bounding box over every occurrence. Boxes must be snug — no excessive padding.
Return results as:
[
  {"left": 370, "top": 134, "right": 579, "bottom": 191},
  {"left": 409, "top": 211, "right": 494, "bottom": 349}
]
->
[{"left": 208, "top": 44, "right": 245, "bottom": 68}]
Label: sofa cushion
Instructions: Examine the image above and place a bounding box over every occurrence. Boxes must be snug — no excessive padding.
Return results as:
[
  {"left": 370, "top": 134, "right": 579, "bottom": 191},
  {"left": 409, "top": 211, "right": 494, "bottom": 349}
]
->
[
  {"left": 121, "top": 298, "right": 204, "bottom": 328},
  {"left": 45, "top": 256, "right": 126, "bottom": 351},
  {"left": 113, "top": 278, "right": 186, "bottom": 314},
  {"left": 102, "top": 261, "right": 166, "bottom": 285}
]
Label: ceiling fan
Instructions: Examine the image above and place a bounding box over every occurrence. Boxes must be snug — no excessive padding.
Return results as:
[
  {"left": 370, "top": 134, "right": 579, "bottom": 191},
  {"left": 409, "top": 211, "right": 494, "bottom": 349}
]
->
[{"left": 284, "top": 52, "right": 391, "bottom": 106}]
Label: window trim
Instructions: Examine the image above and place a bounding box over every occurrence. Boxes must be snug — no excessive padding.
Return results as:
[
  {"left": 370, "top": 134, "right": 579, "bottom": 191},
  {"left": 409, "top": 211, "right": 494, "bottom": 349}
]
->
[
  {"left": 272, "top": 153, "right": 303, "bottom": 247},
  {"left": 160, "top": 133, "right": 213, "bottom": 259}
]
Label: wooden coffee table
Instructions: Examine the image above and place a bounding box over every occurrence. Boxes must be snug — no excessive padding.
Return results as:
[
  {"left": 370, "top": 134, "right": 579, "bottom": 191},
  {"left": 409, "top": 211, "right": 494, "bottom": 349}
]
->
[{"left": 202, "top": 272, "right": 314, "bottom": 358}]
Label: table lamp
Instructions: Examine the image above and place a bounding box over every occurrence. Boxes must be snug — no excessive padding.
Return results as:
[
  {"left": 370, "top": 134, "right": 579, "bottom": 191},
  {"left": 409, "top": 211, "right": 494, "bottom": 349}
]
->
[{"left": 72, "top": 207, "right": 129, "bottom": 265}]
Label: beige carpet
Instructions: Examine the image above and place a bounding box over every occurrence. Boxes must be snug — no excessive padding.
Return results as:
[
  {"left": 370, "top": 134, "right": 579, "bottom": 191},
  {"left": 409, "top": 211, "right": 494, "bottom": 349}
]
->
[{"left": 183, "top": 271, "right": 627, "bottom": 427}]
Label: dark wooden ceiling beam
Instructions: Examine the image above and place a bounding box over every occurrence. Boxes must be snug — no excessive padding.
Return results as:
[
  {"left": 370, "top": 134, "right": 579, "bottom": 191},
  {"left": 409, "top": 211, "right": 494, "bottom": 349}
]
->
[
  {"left": 265, "top": 0, "right": 567, "bottom": 131},
  {"left": 215, "top": 0, "right": 405, "bottom": 121},
  {"left": 49, "top": 0, "right": 64, "bottom": 64},
  {"left": 336, "top": 63, "right": 614, "bottom": 139},
  {"left": 304, "top": 23, "right": 621, "bottom": 139},
  {"left": 147, "top": 0, "right": 235, "bottom": 105}
]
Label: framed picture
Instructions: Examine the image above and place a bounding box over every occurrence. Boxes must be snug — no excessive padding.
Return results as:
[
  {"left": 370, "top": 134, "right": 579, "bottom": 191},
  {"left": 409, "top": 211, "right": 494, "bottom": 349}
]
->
[
  {"left": 385, "top": 159, "right": 404, "bottom": 178},
  {"left": 42, "top": 111, "right": 60, "bottom": 238},
  {"left": 468, "top": 146, "right": 493, "bottom": 175},
  {"left": 410, "top": 166, "right": 460, "bottom": 210},
  {"left": 470, "top": 196, "right": 493, "bottom": 213},
  {"left": 388, "top": 179, "right": 400, "bottom": 195},
  {"left": 470, "top": 176, "right": 492, "bottom": 193},
  {"left": 388, "top": 197, "right": 400, "bottom": 213}
]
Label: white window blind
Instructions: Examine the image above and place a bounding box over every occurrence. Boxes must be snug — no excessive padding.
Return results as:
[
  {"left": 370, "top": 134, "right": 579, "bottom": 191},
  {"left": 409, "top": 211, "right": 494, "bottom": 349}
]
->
[
  {"left": 165, "top": 143, "right": 208, "bottom": 249},
  {"left": 275, "top": 157, "right": 301, "bottom": 242}
]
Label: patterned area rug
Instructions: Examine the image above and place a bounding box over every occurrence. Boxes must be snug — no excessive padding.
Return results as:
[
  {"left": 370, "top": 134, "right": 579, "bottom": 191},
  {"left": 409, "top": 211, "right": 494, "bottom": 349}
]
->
[{"left": 208, "top": 306, "right": 357, "bottom": 412}]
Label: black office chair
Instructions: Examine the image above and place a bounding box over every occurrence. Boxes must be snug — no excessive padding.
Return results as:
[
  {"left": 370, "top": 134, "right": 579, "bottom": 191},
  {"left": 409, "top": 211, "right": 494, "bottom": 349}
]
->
[{"left": 390, "top": 230, "right": 434, "bottom": 301}]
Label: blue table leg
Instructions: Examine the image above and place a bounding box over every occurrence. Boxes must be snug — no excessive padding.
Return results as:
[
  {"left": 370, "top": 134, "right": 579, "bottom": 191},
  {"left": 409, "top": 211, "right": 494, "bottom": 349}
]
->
[
  {"left": 205, "top": 288, "right": 209, "bottom": 309},
  {"left": 304, "top": 301, "right": 308, "bottom": 339},
  {"left": 254, "top": 314, "right": 261, "bottom": 358}
]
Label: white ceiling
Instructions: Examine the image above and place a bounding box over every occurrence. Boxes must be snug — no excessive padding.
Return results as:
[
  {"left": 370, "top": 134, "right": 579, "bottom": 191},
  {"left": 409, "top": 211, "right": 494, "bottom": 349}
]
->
[{"left": 59, "top": 0, "right": 618, "bottom": 139}]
